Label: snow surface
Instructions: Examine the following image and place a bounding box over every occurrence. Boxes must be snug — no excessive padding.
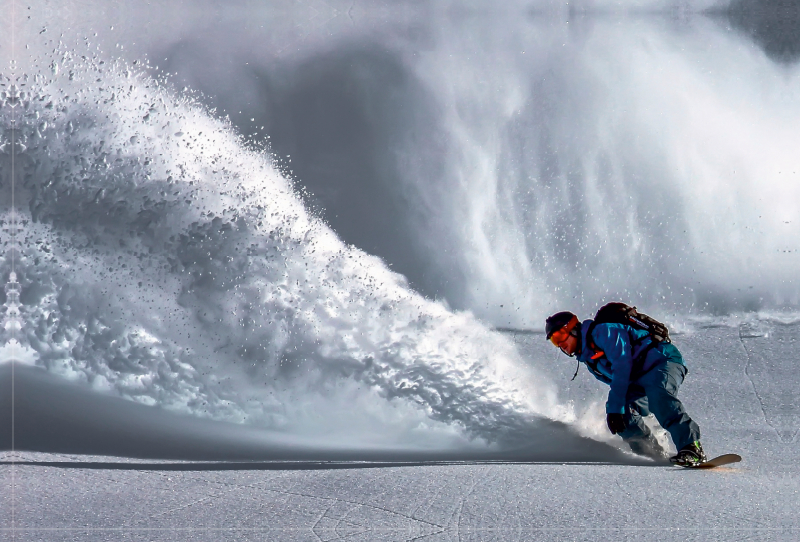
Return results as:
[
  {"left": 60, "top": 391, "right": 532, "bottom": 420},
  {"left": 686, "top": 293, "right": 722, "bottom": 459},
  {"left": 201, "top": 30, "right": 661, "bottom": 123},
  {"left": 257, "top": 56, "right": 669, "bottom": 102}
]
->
[{"left": 2, "top": 323, "right": 799, "bottom": 541}]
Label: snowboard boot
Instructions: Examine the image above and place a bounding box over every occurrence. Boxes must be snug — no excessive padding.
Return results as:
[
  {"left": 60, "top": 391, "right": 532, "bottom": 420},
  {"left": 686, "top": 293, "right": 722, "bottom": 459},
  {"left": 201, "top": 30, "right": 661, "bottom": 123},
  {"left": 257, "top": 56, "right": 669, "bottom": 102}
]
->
[
  {"left": 626, "top": 434, "right": 669, "bottom": 461},
  {"left": 670, "top": 441, "right": 707, "bottom": 467}
]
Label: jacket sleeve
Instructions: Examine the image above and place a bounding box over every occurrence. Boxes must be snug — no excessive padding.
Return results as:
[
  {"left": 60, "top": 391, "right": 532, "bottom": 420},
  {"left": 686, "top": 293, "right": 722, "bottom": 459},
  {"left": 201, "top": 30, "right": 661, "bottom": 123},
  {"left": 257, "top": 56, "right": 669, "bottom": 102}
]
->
[{"left": 594, "top": 324, "right": 634, "bottom": 414}]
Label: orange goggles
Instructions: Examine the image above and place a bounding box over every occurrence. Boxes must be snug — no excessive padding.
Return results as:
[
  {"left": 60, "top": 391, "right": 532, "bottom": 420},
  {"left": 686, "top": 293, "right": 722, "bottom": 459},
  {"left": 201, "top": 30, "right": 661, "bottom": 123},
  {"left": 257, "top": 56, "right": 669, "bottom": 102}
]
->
[{"left": 548, "top": 316, "right": 578, "bottom": 347}]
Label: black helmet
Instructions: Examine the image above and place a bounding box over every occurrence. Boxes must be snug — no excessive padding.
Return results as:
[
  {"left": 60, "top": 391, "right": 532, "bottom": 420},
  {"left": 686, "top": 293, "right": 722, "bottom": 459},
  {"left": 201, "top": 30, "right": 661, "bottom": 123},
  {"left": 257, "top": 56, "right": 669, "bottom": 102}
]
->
[{"left": 545, "top": 311, "right": 578, "bottom": 341}]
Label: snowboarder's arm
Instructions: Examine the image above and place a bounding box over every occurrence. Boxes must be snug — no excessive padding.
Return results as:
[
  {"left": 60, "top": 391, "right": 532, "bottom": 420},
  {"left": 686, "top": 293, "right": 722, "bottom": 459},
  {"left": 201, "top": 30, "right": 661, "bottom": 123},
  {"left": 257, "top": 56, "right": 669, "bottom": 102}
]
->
[{"left": 594, "top": 324, "right": 634, "bottom": 414}]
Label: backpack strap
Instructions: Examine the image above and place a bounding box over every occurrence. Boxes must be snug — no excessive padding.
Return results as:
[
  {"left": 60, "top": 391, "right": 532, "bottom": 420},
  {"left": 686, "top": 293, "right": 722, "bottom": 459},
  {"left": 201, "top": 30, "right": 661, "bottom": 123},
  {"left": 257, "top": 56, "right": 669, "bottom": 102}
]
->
[
  {"left": 585, "top": 321, "right": 609, "bottom": 358},
  {"left": 574, "top": 321, "right": 607, "bottom": 381},
  {"left": 585, "top": 321, "right": 601, "bottom": 356}
]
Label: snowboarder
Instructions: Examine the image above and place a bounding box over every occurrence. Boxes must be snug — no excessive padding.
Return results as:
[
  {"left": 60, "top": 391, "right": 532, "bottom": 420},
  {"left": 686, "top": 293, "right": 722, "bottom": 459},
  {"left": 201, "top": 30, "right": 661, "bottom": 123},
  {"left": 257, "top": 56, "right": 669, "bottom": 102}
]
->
[{"left": 545, "top": 309, "right": 706, "bottom": 466}]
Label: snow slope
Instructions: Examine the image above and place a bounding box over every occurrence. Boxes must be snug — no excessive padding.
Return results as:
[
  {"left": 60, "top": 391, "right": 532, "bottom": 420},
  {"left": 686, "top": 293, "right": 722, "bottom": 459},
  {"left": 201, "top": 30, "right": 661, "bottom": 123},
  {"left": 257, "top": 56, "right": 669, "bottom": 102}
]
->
[{"left": 2, "top": 322, "right": 799, "bottom": 540}]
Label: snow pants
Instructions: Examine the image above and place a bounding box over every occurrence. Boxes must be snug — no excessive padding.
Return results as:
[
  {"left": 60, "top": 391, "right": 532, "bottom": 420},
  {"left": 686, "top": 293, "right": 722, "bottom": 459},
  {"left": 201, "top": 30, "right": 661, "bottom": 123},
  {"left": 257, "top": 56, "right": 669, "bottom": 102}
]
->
[{"left": 617, "top": 354, "right": 701, "bottom": 451}]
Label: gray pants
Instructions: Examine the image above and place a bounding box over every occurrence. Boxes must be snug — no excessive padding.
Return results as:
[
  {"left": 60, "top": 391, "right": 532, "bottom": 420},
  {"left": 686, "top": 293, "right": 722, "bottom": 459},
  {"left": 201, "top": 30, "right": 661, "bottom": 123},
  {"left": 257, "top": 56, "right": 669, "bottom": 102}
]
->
[{"left": 618, "top": 359, "right": 701, "bottom": 451}]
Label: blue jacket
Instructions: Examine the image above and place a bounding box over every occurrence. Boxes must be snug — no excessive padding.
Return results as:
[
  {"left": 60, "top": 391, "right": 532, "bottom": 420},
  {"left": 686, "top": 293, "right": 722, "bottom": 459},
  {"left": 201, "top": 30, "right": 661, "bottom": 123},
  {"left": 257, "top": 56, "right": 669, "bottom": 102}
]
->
[{"left": 576, "top": 319, "right": 685, "bottom": 414}]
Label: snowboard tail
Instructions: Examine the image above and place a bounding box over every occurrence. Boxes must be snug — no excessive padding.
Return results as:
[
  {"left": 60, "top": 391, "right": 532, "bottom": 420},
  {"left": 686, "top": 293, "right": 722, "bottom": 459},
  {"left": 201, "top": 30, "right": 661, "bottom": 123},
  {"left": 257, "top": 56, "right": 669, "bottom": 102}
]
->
[{"left": 684, "top": 453, "right": 741, "bottom": 469}]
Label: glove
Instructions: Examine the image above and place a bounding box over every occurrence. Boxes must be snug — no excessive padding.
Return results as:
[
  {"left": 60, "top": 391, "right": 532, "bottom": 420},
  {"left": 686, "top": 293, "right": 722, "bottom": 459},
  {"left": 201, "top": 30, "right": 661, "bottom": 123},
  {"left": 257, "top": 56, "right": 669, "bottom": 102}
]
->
[{"left": 606, "top": 413, "right": 626, "bottom": 435}]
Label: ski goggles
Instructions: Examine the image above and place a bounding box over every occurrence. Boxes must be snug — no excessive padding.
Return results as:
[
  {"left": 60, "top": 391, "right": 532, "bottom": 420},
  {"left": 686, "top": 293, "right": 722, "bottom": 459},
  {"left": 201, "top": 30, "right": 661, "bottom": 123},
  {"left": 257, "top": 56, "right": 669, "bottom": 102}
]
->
[
  {"left": 548, "top": 328, "right": 570, "bottom": 347},
  {"left": 548, "top": 315, "right": 578, "bottom": 347}
]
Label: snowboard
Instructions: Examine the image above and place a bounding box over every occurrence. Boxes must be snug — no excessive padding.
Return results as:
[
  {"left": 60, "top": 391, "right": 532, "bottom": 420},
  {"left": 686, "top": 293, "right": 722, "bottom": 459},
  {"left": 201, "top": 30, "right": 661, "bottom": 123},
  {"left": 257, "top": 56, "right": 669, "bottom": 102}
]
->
[{"left": 682, "top": 453, "right": 742, "bottom": 469}]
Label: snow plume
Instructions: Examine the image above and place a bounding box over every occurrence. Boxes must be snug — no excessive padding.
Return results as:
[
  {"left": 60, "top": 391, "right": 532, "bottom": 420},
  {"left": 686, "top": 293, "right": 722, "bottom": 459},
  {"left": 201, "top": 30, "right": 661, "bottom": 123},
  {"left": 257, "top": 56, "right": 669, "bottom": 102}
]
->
[
  {"left": 402, "top": 14, "right": 800, "bottom": 324},
  {"left": 134, "top": 9, "right": 800, "bottom": 330},
  {"left": 0, "top": 50, "right": 568, "bottom": 450}
]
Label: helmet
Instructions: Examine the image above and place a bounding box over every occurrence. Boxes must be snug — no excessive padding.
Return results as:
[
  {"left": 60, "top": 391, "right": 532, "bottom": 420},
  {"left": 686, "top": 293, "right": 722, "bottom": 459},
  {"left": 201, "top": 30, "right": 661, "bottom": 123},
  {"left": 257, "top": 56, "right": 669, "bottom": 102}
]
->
[{"left": 545, "top": 311, "right": 579, "bottom": 344}]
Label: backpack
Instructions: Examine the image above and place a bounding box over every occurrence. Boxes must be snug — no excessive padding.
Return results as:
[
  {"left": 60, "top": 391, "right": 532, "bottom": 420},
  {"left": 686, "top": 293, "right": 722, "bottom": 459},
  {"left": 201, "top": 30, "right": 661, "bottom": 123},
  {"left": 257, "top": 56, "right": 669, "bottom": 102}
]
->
[{"left": 591, "top": 302, "right": 671, "bottom": 344}]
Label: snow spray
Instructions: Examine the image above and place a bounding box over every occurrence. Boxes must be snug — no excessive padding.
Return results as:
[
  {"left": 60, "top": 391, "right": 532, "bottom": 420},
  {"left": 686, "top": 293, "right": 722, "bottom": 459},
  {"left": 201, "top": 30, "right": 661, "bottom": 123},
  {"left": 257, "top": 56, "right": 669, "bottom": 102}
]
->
[{"left": 0, "top": 49, "right": 571, "bottom": 449}]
